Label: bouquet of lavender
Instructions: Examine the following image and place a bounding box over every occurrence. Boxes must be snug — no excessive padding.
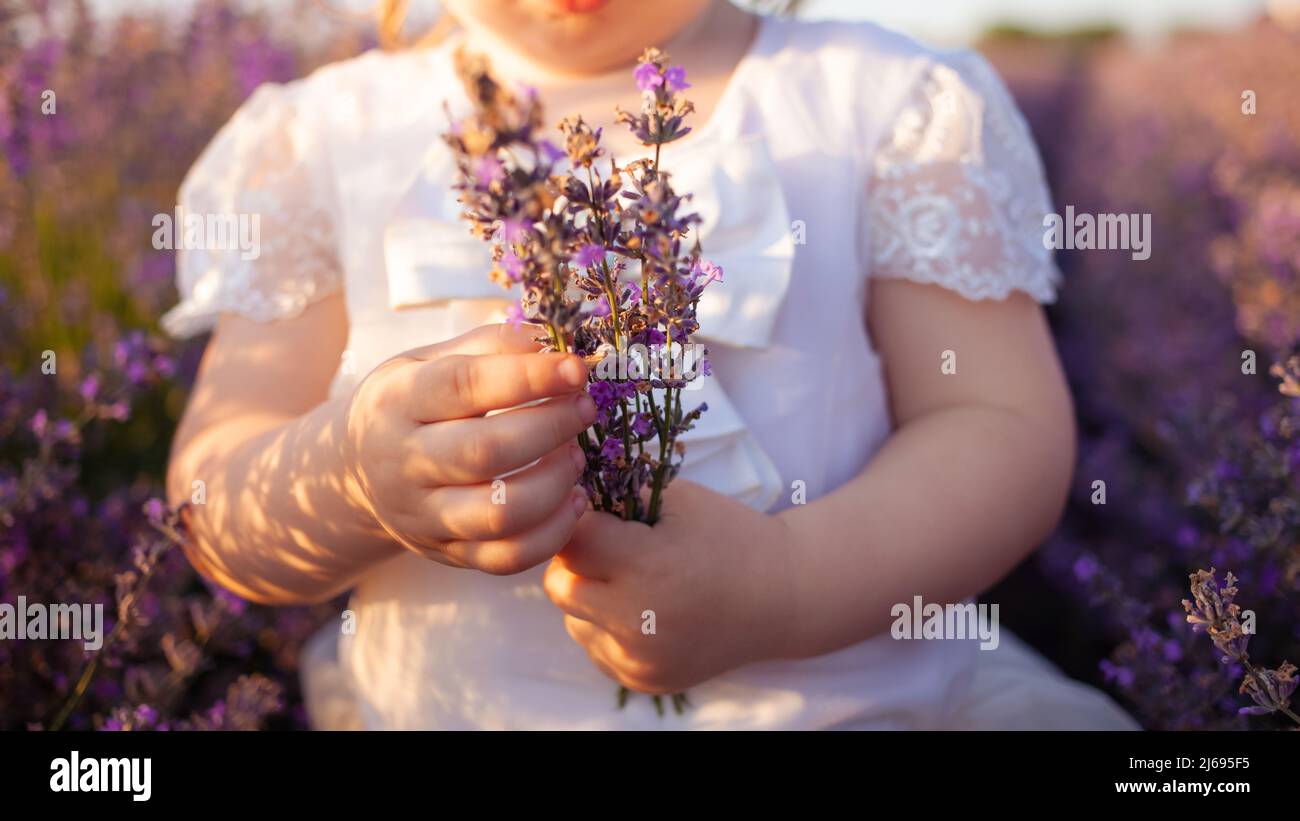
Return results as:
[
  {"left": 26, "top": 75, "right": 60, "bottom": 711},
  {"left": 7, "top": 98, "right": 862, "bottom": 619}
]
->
[
  {"left": 443, "top": 49, "right": 719, "bottom": 713},
  {"left": 443, "top": 48, "right": 719, "bottom": 526}
]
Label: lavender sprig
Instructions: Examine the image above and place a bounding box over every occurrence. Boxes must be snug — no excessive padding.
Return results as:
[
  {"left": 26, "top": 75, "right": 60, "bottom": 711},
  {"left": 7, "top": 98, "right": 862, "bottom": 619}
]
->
[
  {"left": 48, "top": 501, "right": 186, "bottom": 731},
  {"left": 443, "top": 52, "right": 583, "bottom": 352},
  {"left": 445, "top": 48, "right": 719, "bottom": 527},
  {"left": 1183, "top": 568, "right": 1300, "bottom": 725}
]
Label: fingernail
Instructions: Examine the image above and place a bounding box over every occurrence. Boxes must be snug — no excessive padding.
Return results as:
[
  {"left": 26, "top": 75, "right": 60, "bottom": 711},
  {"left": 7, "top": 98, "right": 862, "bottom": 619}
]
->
[
  {"left": 559, "top": 356, "right": 587, "bottom": 387},
  {"left": 571, "top": 490, "right": 589, "bottom": 518},
  {"left": 575, "top": 393, "right": 597, "bottom": 425},
  {"left": 568, "top": 443, "right": 587, "bottom": 473}
]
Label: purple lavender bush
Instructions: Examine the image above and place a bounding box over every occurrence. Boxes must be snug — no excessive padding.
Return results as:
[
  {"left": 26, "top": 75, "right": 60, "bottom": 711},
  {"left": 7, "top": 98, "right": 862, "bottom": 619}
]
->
[
  {"left": 987, "top": 17, "right": 1300, "bottom": 729},
  {"left": 0, "top": 306, "right": 338, "bottom": 730},
  {"left": 0, "top": 0, "right": 358, "bottom": 730}
]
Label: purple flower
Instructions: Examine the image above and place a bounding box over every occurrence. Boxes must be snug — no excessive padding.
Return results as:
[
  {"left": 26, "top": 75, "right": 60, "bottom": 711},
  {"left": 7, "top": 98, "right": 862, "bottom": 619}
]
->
[
  {"left": 631, "top": 413, "right": 654, "bottom": 437},
  {"left": 692, "top": 258, "right": 723, "bottom": 285},
  {"left": 473, "top": 153, "right": 505, "bottom": 186},
  {"left": 142, "top": 498, "right": 167, "bottom": 525},
  {"left": 574, "top": 243, "right": 605, "bottom": 269},
  {"left": 663, "top": 66, "right": 690, "bottom": 92},
  {"left": 1162, "top": 640, "right": 1183, "bottom": 663},
  {"left": 502, "top": 249, "right": 525, "bottom": 282},
  {"left": 500, "top": 216, "right": 529, "bottom": 243},
  {"left": 153, "top": 355, "right": 175, "bottom": 379},
  {"left": 588, "top": 380, "right": 618, "bottom": 413},
  {"left": 1100, "top": 659, "right": 1136, "bottom": 689},
  {"left": 1240, "top": 662, "right": 1298, "bottom": 717},
  {"left": 30, "top": 409, "right": 48, "bottom": 437},
  {"left": 126, "top": 361, "right": 148, "bottom": 384},
  {"left": 213, "top": 587, "right": 249, "bottom": 617},
  {"left": 600, "top": 436, "right": 624, "bottom": 462},
  {"left": 634, "top": 62, "right": 663, "bottom": 92},
  {"left": 539, "top": 139, "right": 565, "bottom": 163},
  {"left": 1072, "top": 555, "right": 1099, "bottom": 582},
  {"left": 79, "top": 375, "right": 100, "bottom": 402},
  {"left": 505, "top": 302, "right": 526, "bottom": 330}
]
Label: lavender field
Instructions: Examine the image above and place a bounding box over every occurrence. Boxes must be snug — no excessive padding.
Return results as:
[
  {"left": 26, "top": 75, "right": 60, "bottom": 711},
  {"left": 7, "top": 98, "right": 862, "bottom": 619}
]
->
[{"left": 1, "top": 0, "right": 1298, "bottom": 730}]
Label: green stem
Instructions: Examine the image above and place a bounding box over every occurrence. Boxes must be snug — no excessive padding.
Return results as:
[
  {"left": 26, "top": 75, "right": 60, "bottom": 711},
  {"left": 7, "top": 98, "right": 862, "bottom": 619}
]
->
[
  {"left": 48, "top": 631, "right": 114, "bottom": 731},
  {"left": 49, "top": 532, "right": 173, "bottom": 731}
]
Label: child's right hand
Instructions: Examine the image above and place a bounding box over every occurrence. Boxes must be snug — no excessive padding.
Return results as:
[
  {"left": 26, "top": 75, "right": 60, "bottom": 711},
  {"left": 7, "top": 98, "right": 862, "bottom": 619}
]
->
[{"left": 342, "top": 324, "right": 596, "bottom": 575}]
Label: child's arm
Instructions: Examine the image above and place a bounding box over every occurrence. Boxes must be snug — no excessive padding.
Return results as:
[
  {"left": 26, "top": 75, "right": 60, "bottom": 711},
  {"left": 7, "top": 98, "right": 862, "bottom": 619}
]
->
[
  {"left": 544, "top": 278, "right": 1073, "bottom": 694},
  {"left": 168, "top": 294, "right": 597, "bottom": 606},
  {"left": 775, "top": 277, "right": 1075, "bottom": 656}
]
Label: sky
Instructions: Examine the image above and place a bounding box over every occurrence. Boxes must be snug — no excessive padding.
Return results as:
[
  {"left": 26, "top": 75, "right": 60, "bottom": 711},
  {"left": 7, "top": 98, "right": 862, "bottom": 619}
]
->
[
  {"left": 86, "top": 0, "right": 1275, "bottom": 43},
  {"left": 802, "top": 0, "right": 1271, "bottom": 43}
]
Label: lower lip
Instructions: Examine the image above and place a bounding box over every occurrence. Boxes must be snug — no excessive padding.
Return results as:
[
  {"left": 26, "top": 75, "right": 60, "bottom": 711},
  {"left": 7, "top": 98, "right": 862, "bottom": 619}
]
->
[{"left": 549, "top": 0, "right": 610, "bottom": 13}]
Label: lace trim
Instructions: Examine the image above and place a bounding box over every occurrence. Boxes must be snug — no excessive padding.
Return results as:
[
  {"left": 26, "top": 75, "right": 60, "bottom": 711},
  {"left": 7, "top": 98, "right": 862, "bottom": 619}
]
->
[
  {"left": 867, "top": 54, "right": 1060, "bottom": 303},
  {"left": 162, "top": 83, "right": 343, "bottom": 337}
]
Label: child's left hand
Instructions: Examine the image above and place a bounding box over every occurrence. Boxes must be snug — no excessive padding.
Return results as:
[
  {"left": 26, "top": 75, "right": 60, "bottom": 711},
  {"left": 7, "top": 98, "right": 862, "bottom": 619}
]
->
[{"left": 543, "top": 481, "right": 796, "bottom": 694}]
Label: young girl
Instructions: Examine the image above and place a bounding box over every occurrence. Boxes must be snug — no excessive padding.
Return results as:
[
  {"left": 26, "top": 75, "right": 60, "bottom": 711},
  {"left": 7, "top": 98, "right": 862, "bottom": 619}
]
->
[{"left": 164, "top": 0, "right": 1137, "bottom": 729}]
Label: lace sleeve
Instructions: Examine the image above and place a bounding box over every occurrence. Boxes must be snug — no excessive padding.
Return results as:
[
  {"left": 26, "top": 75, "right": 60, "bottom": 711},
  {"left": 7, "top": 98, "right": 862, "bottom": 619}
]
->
[
  {"left": 865, "top": 51, "right": 1060, "bottom": 303},
  {"left": 161, "top": 81, "right": 344, "bottom": 338}
]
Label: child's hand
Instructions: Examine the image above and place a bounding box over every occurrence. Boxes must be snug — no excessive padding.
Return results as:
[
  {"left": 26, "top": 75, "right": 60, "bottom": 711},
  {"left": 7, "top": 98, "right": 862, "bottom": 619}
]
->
[
  {"left": 343, "top": 324, "right": 597, "bottom": 575},
  {"left": 543, "top": 481, "right": 796, "bottom": 694}
]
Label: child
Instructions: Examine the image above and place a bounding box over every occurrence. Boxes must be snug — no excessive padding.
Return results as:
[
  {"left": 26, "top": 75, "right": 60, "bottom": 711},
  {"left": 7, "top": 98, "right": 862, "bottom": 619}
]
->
[{"left": 164, "top": 0, "right": 1137, "bottom": 729}]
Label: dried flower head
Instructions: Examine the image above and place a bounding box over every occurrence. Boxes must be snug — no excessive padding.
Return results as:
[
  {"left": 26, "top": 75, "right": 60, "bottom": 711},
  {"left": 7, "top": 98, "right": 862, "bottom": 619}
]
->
[
  {"left": 616, "top": 48, "right": 696, "bottom": 147},
  {"left": 1184, "top": 568, "right": 1300, "bottom": 725}
]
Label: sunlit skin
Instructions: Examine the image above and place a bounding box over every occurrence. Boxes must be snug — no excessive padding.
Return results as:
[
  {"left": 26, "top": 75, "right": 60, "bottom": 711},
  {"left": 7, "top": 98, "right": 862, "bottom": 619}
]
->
[
  {"left": 168, "top": 0, "right": 1076, "bottom": 696},
  {"left": 442, "top": 0, "right": 713, "bottom": 76},
  {"left": 547, "top": 282, "right": 1075, "bottom": 694},
  {"left": 170, "top": 314, "right": 595, "bottom": 603}
]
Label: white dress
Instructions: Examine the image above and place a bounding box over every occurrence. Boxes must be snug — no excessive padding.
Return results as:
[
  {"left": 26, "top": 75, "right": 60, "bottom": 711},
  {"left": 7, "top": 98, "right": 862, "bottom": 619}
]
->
[{"left": 163, "top": 16, "right": 1137, "bottom": 730}]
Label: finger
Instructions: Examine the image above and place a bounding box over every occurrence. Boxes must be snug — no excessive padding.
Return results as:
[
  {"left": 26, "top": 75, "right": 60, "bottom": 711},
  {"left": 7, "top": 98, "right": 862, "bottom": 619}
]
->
[
  {"left": 408, "top": 351, "right": 589, "bottom": 422},
  {"left": 543, "top": 558, "right": 611, "bottom": 624},
  {"left": 563, "top": 615, "right": 640, "bottom": 689},
  {"left": 376, "top": 517, "right": 472, "bottom": 569},
  {"left": 563, "top": 615, "right": 624, "bottom": 682},
  {"left": 424, "top": 444, "right": 586, "bottom": 541},
  {"left": 563, "top": 614, "right": 619, "bottom": 662},
  {"left": 440, "top": 487, "right": 589, "bottom": 575},
  {"left": 412, "top": 323, "right": 551, "bottom": 360},
  {"left": 378, "top": 324, "right": 549, "bottom": 373},
  {"left": 409, "top": 393, "right": 597, "bottom": 485},
  {"left": 554, "top": 510, "right": 645, "bottom": 581}
]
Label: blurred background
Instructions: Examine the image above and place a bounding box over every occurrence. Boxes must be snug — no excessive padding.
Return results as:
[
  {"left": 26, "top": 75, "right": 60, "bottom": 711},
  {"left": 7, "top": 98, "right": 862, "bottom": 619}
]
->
[{"left": 2, "top": 0, "right": 1298, "bottom": 730}]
